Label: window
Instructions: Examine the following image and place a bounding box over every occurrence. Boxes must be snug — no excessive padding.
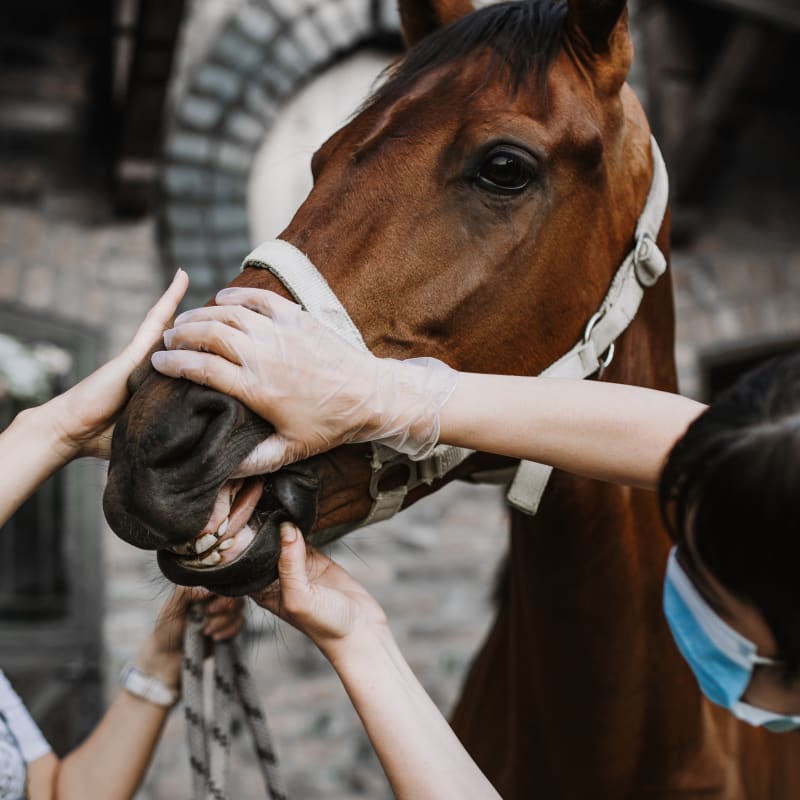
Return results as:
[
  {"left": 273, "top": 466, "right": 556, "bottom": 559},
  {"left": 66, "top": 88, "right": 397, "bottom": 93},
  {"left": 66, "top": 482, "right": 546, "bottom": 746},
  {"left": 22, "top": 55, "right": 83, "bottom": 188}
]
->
[{"left": 0, "top": 304, "right": 104, "bottom": 752}]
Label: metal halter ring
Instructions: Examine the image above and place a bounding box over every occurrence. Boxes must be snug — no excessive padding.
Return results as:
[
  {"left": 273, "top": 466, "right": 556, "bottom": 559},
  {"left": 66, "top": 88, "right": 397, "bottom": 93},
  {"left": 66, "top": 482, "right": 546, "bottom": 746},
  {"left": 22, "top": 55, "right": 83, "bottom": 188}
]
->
[{"left": 583, "top": 310, "right": 615, "bottom": 378}]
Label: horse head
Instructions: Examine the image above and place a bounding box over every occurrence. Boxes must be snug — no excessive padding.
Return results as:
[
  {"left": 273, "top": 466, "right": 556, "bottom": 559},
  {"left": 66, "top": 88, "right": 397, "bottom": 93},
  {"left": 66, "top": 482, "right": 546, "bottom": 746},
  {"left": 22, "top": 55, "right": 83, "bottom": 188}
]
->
[{"left": 104, "top": 0, "right": 658, "bottom": 596}]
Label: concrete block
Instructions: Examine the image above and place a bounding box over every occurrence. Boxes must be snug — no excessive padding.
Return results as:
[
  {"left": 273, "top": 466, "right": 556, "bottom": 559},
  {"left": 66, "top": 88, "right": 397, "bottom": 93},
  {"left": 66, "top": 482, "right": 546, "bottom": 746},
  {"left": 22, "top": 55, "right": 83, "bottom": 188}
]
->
[
  {"left": 270, "top": 0, "right": 316, "bottom": 18},
  {"left": 211, "top": 173, "right": 248, "bottom": 200},
  {"left": 195, "top": 63, "right": 243, "bottom": 101},
  {"left": 165, "top": 205, "right": 205, "bottom": 231},
  {"left": 170, "top": 235, "right": 209, "bottom": 262},
  {"left": 216, "top": 234, "right": 252, "bottom": 262},
  {"left": 209, "top": 204, "right": 248, "bottom": 233},
  {"left": 273, "top": 35, "right": 312, "bottom": 76},
  {"left": 165, "top": 132, "right": 213, "bottom": 163},
  {"left": 376, "top": 0, "right": 401, "bottom": 33},
  {"left": 236, "top": 4, "right": 279, "bottom": 44},
  {"left": 260, "top": 60, "right": 295, "bottom": 96},
  {"left": 244, "top": 81, "right": 279, "bottom": 121},
  {"left": 291, "top": 15, "right": 334, "bottom": 67},
  {"left": 216, "top": 140, "right": 253, "bottom": 173},
  {"left": 226, "top": 110, "right": 264, "bottom": 144},
  {"left": 180, "top": 94, "right": 224, "bottom": 129},
  {"left": 163, "top": 166, "right": 213, "bottom": 199},
  {"left": 314, "top": 3, "right": 359, "bottom": 52},
  {"left": 213, "top": 28, "right": 265, "bottom": 72},
  {"left": 338, "top": 0, "right": 372, "bottom": 38}
]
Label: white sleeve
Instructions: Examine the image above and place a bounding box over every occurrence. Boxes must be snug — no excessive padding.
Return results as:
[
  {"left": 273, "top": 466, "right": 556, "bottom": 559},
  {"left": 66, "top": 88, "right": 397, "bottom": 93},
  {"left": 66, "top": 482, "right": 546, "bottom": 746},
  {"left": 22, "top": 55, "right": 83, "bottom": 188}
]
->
[{"left": 0, "top": 670, "right": 51, "bottom": 763}]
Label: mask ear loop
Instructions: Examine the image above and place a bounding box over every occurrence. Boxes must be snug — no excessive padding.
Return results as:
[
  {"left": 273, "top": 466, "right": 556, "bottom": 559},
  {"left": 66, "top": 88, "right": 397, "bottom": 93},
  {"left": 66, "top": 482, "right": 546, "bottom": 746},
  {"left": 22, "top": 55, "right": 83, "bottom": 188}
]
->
[{"left": 752, "top": 654, "right": 783, "bottom": 666}]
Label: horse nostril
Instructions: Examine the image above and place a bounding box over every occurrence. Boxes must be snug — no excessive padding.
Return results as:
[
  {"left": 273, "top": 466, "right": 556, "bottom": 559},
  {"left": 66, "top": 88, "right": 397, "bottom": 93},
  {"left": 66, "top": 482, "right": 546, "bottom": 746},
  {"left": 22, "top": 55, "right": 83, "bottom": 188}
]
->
[{"left": 145, "top": 384, "right": 248, "bottom": 471}]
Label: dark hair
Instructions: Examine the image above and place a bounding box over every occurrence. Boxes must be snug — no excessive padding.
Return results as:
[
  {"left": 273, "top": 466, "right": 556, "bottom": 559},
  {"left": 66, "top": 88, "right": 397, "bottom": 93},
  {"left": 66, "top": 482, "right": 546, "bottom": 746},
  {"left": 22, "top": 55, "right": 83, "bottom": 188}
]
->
[
  {"left": 659, "top": 352, "right": 800, "bottom": 680},
  {"left": 368, "top": 0, "right": 568, "bottom": 108}
]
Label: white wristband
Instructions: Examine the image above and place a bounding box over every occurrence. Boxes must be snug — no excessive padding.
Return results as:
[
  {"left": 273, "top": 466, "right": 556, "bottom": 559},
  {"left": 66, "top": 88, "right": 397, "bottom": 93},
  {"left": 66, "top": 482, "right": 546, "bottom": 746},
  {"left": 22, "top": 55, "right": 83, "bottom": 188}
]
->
[{"left": 120, "top": 663, "right": 179, "bottom": 708}]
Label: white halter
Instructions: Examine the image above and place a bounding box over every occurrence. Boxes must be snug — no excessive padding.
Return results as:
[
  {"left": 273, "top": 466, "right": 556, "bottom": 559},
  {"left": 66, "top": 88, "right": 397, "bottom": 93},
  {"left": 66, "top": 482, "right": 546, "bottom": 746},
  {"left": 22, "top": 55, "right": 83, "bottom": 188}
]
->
[{"left": 242, "top": 136, "right": 669, "bottom": 536}]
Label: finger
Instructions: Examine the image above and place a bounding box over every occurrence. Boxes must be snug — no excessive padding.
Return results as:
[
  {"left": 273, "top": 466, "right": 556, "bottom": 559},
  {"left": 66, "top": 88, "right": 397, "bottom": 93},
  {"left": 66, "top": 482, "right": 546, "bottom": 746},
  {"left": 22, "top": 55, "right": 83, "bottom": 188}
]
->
[
  {"left": 205, "top": 596, "right": 242, "bottom": 616},
  {"left": 210, "top": 619, "right": 244, "bottom": 641},
  {"left": 231, "top": 435, "right": 303, "bottom": 477},
  {"left": 151, "top": 349, "right": 245, "bottom": 397},
  {"left": 215, "top": 287, "right": 300, "bottom": 318},
  {"left": 163, "top": 320, "right": 253, "bottom": 367},
  {"left": 173, "top": 302, "right": 271, "bottom": 332},
  {"left": 276, "top": 523, "right": 312, "bottom": 611},
  {"left": 126, "top": 269, "right": 189, "bottom": 364}
]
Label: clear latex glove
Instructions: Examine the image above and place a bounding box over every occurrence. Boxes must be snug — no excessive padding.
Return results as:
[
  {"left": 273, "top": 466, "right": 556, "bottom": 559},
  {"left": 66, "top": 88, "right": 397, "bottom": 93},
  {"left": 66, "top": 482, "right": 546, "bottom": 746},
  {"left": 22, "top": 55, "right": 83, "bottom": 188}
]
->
[{"left": 151, "top": 287, "right": 458, "bottom": 475}]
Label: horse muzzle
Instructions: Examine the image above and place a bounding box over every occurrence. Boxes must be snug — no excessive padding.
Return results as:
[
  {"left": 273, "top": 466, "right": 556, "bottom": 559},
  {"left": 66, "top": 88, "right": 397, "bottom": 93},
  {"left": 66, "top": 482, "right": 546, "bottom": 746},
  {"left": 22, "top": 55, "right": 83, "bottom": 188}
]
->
[
  {"left": 103, "top": 376, "right": 320, "bottom": 596},
  {"left": 156, "top": 465, "right": 319, "bottom": 596}
]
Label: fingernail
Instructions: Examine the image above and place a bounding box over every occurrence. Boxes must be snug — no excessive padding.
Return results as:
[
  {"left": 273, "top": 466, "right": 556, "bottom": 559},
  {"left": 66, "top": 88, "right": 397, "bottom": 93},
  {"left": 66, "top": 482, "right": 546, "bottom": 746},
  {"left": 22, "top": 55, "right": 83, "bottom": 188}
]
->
[
  {"left": 151, "top": 351, "right": 166, "bottom": 368},
  {"left": 280, "top": 522, "right": 298, "bottom": 543},
  {"left": 215, "top": 287, "right": 239, "bottom": 301}
]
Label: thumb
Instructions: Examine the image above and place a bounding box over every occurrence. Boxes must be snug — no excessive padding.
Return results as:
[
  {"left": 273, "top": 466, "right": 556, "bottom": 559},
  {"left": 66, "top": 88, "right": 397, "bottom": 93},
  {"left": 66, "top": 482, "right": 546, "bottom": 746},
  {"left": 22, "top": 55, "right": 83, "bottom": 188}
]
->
[
  {"left": 232, "top": 434, "right": 301, "bottom": 477},
  {"left": 276, "top": 522, "right": 309, "bottom": 595}
]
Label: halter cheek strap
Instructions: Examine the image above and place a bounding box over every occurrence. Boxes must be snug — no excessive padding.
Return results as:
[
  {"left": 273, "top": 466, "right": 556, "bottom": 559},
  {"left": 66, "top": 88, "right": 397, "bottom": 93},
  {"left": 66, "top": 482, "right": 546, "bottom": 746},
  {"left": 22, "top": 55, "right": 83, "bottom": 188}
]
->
[{"left": 242, "top": 135, "right": 669, "bottom": 529}]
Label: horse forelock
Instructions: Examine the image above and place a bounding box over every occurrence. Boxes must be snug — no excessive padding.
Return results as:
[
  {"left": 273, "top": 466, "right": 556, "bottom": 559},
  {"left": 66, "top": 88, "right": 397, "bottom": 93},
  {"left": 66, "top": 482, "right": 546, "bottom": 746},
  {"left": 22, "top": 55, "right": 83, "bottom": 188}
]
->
[{"left": 367, "top": 0, "right": 569, "bottom": 110}]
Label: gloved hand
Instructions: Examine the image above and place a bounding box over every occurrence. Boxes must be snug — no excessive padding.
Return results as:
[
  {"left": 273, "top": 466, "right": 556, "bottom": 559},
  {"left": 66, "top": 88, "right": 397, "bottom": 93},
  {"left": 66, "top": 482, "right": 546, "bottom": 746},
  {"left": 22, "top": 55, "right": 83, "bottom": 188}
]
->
[{"left": 151, "top": 287, "right": 458, "bottom": 475}]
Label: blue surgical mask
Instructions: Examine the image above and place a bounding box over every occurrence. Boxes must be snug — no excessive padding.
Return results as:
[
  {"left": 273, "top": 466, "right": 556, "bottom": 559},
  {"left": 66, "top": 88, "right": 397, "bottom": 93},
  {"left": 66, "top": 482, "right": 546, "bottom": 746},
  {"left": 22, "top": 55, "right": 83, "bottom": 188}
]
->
[{"left": 663, "top": 547, "right": 800, "bottom": 733}]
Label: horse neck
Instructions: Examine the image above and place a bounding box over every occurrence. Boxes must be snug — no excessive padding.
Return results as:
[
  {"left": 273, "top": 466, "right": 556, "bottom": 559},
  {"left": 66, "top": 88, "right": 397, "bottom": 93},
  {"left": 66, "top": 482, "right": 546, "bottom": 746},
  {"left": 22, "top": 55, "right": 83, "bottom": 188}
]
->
[{"left": 501, "top": 259, "right": 711, "bottom": 757}]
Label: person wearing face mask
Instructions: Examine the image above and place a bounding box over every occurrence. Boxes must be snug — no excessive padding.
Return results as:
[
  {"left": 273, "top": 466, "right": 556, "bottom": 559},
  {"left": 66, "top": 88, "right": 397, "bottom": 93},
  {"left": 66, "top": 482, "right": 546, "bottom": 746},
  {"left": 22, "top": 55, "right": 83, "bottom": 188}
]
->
[
  {"left": 0, "top": 271, "right": 246, "bottom": 800},
  {"left": 151, "top": 287, "right": 800, "bottom": 752}
]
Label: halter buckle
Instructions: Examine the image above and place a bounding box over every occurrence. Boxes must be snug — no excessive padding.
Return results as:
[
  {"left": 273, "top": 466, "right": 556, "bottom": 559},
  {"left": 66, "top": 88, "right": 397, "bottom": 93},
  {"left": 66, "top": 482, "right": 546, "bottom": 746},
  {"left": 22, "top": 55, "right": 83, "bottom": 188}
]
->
[
  {"left": 369, "top": 453, "right": 434, "bottom": 501},
  {"left": 583, "top": 310, "right": 615, "bottom": 378}
]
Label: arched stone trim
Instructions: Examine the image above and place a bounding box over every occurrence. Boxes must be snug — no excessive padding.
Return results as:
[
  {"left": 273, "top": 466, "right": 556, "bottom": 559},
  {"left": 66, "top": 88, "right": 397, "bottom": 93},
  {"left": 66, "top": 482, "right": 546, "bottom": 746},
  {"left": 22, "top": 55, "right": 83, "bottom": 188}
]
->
[{"left": 159, "top": 0, "right": 401, "bottom": 307}]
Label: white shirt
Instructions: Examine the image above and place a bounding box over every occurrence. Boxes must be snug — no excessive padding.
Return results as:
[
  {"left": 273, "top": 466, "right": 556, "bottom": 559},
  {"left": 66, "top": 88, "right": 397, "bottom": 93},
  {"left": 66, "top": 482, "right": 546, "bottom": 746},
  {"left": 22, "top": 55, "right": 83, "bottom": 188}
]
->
[{"left": 0, "top": 670, "right": 51, "bottom": 800}]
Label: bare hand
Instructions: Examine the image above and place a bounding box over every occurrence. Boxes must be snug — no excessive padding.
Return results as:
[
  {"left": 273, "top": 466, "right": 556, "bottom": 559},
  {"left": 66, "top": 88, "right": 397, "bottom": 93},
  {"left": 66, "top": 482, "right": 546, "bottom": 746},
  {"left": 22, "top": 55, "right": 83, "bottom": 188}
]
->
[
  {"left": 251, "top": 523, "right": 388, "bottom": 658},
  {"left": 45, "top": 269, "right": 189, "bottom": 462}
]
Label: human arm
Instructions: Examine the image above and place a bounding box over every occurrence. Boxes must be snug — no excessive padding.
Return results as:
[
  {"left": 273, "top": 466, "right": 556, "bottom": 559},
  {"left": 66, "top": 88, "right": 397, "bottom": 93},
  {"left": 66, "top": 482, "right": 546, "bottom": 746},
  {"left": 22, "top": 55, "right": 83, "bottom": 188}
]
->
[
  {"left": 0, "top": 269, "right": 188, "bottom": 528},
  {"left": 26, "top": 587, "right": 244, "bottom": 800},
  {"left": 252, "top": 523, "right": 501, "bottom": 800},
  {"left": 151, "top": 287, "right": 706, "bottom": 490}
]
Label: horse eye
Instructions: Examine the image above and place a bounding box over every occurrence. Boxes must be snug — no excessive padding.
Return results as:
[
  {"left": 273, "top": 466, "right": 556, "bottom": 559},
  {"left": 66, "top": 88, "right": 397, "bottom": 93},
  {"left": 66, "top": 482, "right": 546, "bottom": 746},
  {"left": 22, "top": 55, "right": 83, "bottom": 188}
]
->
[{"left": 476, "top": 149, "right": 534, "bottom": 194}]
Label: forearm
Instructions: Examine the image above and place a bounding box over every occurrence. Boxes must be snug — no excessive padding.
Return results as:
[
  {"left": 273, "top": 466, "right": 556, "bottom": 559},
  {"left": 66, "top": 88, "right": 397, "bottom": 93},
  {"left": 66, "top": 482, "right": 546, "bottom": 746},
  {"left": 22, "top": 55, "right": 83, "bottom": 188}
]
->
[
  {"left": 54, "top": 637, "right": 181, "bottom": 800},
  {"left": 0, "top": 403, "right": 71, "bottom": 527},
  {"left": 327, "top": 628, "right": 501, "bottom": 800},
  {"left": 439, "top": 374, "right": 706, "bottom": 490}
]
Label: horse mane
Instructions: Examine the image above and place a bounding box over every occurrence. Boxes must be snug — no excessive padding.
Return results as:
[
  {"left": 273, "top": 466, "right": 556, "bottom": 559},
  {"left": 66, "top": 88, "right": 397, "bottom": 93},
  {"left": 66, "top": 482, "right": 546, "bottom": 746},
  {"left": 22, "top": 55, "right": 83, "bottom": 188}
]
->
[{"left": 368, "top": 0, "right": 569, "bottom": 107}]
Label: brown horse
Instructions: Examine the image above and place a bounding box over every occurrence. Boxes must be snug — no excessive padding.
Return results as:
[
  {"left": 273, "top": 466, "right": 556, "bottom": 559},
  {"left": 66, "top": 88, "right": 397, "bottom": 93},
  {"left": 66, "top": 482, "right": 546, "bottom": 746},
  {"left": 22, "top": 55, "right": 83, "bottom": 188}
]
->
[{"left": 103, "top": 0, "right": 800, "bottom": 796}]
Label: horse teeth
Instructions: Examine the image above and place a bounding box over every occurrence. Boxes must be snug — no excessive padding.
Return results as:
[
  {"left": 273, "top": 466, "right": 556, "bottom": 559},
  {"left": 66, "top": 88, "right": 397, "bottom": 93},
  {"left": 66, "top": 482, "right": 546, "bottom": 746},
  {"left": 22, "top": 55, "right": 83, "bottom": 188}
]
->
[
  {"left": 194, "top": 533, "right": 217, "bottom": 553},
  {"left": 218, "top": 540, "right": 234, "bottom": 551},
  {"left": 197, "top": 550, "right": 222, "bottom": 567},
  {"left": 217, "top": 518, "right": 229, "bottom": 537}
]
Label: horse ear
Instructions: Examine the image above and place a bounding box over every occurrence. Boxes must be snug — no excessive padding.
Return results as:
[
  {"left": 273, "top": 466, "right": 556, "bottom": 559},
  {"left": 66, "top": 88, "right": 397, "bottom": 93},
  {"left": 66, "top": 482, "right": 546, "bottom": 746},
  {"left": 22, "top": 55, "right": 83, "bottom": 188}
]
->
[
  {"left": 398, "top": 0, "right": 476, "bottom": 48},
  {"left": 567, "top": 0, "right": 631, "bottom": 90}
]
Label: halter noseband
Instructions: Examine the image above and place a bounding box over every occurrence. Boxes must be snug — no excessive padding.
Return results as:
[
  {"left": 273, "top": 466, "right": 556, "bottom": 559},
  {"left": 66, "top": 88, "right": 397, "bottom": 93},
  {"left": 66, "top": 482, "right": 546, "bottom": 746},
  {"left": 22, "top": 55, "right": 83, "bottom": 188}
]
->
[{"left": 241, "top": 135, "right": 669, "bottom": 536}]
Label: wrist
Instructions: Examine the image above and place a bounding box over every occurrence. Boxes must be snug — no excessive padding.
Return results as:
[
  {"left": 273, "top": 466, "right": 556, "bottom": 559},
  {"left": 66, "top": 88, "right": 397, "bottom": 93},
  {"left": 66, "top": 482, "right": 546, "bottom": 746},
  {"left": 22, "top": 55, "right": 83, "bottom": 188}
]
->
[
  {"left": 134, "top": 635, "right": 182, "bottom": 690},
  {"left": 321, "top": 620, "right": 396, "bottom": 672},
  {"left": 31, "top": 396, "right": 82, "bottom": 464}
]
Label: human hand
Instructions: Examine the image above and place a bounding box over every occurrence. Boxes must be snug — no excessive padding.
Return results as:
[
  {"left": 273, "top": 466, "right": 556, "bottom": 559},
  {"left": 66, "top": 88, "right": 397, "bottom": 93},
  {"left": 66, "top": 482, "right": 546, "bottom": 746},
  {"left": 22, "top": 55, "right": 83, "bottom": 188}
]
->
[
  {"left": 251, "top": 522, "right": 389, "bottom": 660},
  {"left": 136, "top": 586, "right": 246, "bottom": 689},
  {"left": 150, "top": 287, "right": 458, "bottom": 475},
  {"left": 43, "top": 269, "right": 189, "bottom": 463}
]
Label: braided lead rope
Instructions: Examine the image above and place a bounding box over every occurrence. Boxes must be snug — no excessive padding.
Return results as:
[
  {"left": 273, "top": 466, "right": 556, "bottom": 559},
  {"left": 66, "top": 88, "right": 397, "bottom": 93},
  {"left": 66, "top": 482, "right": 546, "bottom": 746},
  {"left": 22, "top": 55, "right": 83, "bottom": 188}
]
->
[
  {"left": 183, "top": 604, "right": 211, "bottom": 799},
  {"left": 182, "top": 603, "right": 288, "bottom": 800},
  {"left": 224, "top": 638, "right": 289, "bottom": 800}
]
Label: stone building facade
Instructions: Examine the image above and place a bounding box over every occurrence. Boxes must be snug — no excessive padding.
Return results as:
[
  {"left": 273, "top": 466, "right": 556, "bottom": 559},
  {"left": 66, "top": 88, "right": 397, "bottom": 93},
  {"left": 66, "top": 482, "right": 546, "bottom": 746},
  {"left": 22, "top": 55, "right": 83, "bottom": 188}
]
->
[{"left": 0, "top": 1, "right": 797, "bottom": 798}]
